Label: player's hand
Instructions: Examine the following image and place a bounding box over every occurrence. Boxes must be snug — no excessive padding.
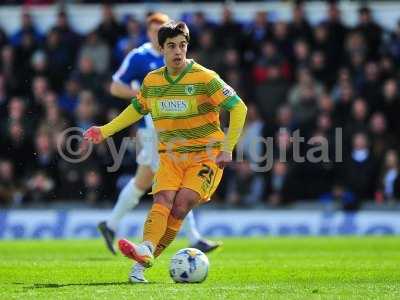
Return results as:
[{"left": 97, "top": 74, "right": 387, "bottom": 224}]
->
[
  {"left": 83, "top": 126, "right": 104, "bottom": 144},
  {"left": 215, "top": 151, "right": 232, "bottom": 169}
]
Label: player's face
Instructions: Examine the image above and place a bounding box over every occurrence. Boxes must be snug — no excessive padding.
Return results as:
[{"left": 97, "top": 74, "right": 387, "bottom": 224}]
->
[
  {"left": 147, "top": 22, "right": 162, "bottom": 50},
  {"left": 161, "top": 35, "right": 188, "bottom": 72}
]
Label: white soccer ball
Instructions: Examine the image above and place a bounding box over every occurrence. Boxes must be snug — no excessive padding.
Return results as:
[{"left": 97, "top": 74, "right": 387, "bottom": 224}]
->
[{"left": 169, "top": 248, "right": 209, "bottom": 283}]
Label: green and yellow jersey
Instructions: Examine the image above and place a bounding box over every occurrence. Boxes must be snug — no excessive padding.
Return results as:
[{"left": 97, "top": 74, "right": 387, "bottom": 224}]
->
[{"left": 132, "top": 59, "right": 241, "bottom": 153}]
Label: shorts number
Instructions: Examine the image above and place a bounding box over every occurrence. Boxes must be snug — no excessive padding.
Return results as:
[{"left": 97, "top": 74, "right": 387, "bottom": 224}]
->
[{"left": 197, "top": 164, "right": 214, "bottom": 185}]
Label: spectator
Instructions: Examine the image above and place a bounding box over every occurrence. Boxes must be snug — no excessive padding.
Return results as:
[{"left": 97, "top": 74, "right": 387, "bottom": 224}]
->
[
  {"left": 29, "top": 75, "right": 50, "bottom": 119},
  {"left": 289, "top": 68, "right": 323, "bottom": 106},
  {"left": 0, "top": 159, "right": 21, "bottom": 207},
  {"left": 1, "top": 96, "right": 34, "bottom": 137},
  {"left": 317, "top": 93, "right": 335, "bottom": 115},
  {"left": 188, "top": 11, "right": 215, "bottom": 50},
  {"left": 1, "top": 121, "right": 34, "bottom": 177},
  {"left": 313, "top": 24, "right": 332, "bottom": 71},
  {"left": 0, "top": 46, "right": 19, "bottom": 94},
  {"left": 245, "top": 11, "right": 270, "bottom": 53},
  {"left": 323, "top": 2, "right": 348, "bottom": 70},
  {"left": 0, "top": 25, "right": 7, "bottom": 49},
  {"left": 83, "top": 168, "right": 104, "bottom": 205},
  {"left": 75, "top": 90, "right": 98, "bottom": 130},
  {"left": 369, "top": 112, "right": 396, "bottom": 160},
  {"left": 274, "top": 104, "right": 297, "bottom": 132},
  {"left": 0, "top": 74, "right": 7, "bottom": 114},
  {"left": 73, "top": 56, "right": 101, "bottom": 94},
  {"left": 51, "top": 10, "right": 80, "bottom": 60},
  {"left": 344, "top": 97, "right": 369, "bottom": 141},
  {"left": 215, "top": 6, "right": 243, "bottom": 50},
  {"left": 15, "top": 32, "right": 39, "bottom": 94},
  {"left": 378, "top": 149, "right": 400, "bottom": 202},
  {"left": 11, "top": 11, "right": 42, "bottom": 46},
  {"left": 29, "top": 127, "right": 59, "bottom": 181},
  {"left": 114, "top": 16, "right": 146, "bottom": 63},
  {"left": 58, "top": 76, "right": 81, "bottom": 114},
  {"left": 30, "top": 50, "right": 50, "bottom": 80},
  {"left": 354, "top": 6, "right": 383, "bottom": 60},
  {"left": 24, "top": 170, "right": 55, "bottom": 204},
  {"left": 236, "top": 104, "right": 265, "bottom": 167},
  {"left": 292, "top": 39, "right": 310, "bottom": 70},
  {"left": 310, "top": 50, "right": 330, "bottom": 85},
  {"left": 226, "top": 159, "right": 265, "bottom": 207},
  {"left": 379, "top": 55, "right": 396, "bottom": 80},
  {"left": 193, "top": 30, "right": 220, "bottom": 70},
  {"left": 44, "top": 28, "right": 73, "bottom": 91},
  {"left": 388, "top": 20, "right": 400, "bottom": 63},
  {"left": 253, "top": 43, "right": 291, "bottom": 120},
  {"left": 359, "top": 62, "right": 383, "bottom": 114},
  {"left": 41, "top": 102, "right": 70, "bottom": 134},
  {"left": 273, "top": 21, "right": 292, "bottom": 59},
  {"left": 96, "top": 4, "right": 125, "bottom": 49},
  {"left": 289, "top": 3, "right": 312, "bottom": 44},
  {"left": 265, "top": 160, "right": 291, "bottom": 205},
  {"left": 332, "top": 80, "right": 355, "bottom": 127},
  {"left": 78, "top": 31, "right": 110, "bottom": 75},
  {"left": 382, "top": 78, "right": 400, "bottom": 140},
  {"left": 339, "top": 132, "right": 378, "bottom": 209}
]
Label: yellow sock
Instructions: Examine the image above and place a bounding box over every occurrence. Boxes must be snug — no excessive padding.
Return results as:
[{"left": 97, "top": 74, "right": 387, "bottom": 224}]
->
[
  {"left": 143, "top": 203, "right": 171, "bottom": 248},
  {"left": 154, "top": 215, "right": 183, "bottom": 257}
]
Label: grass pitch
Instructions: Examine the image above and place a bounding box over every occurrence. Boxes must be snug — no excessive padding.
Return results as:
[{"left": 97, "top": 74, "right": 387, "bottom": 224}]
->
[{"left": 0, "top": 237, "right": 399, "bottom": 299}]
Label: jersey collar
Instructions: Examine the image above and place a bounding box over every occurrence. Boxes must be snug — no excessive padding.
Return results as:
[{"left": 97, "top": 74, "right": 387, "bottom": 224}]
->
[{"left": 164, "top": 59, "right": 194, "bottom": 85}]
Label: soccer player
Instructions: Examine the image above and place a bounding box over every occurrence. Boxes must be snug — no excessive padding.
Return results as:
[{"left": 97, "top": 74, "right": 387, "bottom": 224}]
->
[
  {"left": 97, "top": 13, "right": 221, "bottom": 257},
  {"left": 84, "top": 20, "right": 247, "bottom": 283}
]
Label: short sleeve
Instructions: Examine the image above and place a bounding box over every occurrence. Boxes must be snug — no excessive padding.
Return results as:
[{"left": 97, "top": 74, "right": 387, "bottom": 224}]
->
[
  {"left": 131, "top": 83, "right": 150, "bottom": 115},
  {"left": 206, "top": 74, "right": 240, "bottom": 111},
  {"left": 112, "top": 51, "right": 141, "bottom": 85}
]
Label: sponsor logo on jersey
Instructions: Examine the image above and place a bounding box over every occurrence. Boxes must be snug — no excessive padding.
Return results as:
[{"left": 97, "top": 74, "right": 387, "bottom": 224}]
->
[
  {"left": 158, "top": 99, "right": 189, "bottom": 113},
  {"left": 185, "top": 85, "right": 195, "bottom": 95},
  {"left": 222, "top": 84, "right": 235, "bottom": 97}
]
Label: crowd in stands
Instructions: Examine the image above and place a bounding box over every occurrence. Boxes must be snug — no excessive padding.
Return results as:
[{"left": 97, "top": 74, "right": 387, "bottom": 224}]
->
[{"left": 1, "top": 2, "right": 400, "bottom": 210}]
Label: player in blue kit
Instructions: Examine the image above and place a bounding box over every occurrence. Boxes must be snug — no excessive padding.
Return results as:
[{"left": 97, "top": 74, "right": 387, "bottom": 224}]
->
[{"left": 97, "top": 13, "right": 221, "bottom": 276}]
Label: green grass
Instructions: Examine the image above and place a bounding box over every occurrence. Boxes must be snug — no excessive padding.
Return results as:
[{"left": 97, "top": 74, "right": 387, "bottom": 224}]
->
[{"left": 0, "top": 237, "right": 399, "bottom": 299}]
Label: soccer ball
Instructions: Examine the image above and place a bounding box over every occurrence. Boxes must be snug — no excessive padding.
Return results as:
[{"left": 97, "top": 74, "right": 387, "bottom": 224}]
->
[{"left": 169, "top": 248, "right": 209, "bottom": 283}]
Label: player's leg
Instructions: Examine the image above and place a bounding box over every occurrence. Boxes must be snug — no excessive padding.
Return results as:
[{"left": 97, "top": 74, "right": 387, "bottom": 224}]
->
[
  {"left": 98, "top": 126, "right": 158, "bottom": 254},
  {"left": 98, "top": 165, "right": 153, "bottom": 255},
  {"left": 153, "top": 188, "right": 200, "bottom": 257},
  {"left": 119, "top": 190, "right": 176, "bottom": 267},
  {"left": 184, "top": 210, "right": 223, "bottom": 253},
  {"left": 129, "top": 263, "right": 147, "bottom": 283},
  {"left": 107, "top": 166, "right": 153, "bottom": 231},
  {"left": 183, "top": 211, "right": 201, "bottom": 245},
  {"left": 122, "top": 190, "right": 176, "bottom": 283},
  {"left": 180, "top": 152, "right": 224, "bottom": 253}
]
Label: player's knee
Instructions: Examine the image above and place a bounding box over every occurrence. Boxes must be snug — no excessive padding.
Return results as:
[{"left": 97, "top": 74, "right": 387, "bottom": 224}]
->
[
  {"left": 135, "top": 166, "right": 154, "bottom": 190},
  {"left": 171, "top": 189, "right": 199, "bottom": 219},
  {"left": 154, "top": 191, "right": 175, "bottom": 209},
  {"left": 170, "top": 202, "right": 191, "bottom": 219}
]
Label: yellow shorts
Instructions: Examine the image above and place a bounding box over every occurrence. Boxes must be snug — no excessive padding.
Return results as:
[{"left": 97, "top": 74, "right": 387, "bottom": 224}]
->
[{"left": 152, "top": 150, "right": 223, "bottom": 201}]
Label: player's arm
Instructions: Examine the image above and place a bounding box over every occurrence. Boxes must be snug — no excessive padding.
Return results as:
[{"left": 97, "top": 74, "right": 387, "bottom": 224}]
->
[
  {"left": 216, "top": 99, "right": 247, "bottom": 168},
  {"left": 110, "top": 81, "right": 138, "bottom": 100},
  {"left": 110, "top": 51, "right": 140, "bottom": 100},
  {"left": 83, "top": 104, "right": 143, "bottom": 144},
  {"left": 206, "top": 74, "right": 247, "bottom": 168},
  {"left": 84, "top": 88, "right": 149, "bottom": 144}
]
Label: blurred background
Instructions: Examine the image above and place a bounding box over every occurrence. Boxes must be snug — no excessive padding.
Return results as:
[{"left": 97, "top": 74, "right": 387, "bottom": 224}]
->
[{"left": 1, "top": 0, "right": 400, "bottom": 238}]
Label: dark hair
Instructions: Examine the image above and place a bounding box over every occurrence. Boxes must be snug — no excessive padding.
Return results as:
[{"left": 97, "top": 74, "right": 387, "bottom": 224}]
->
[
  {"left": 358, "top": 6, "right": 371, "bottom": 15},
  {"left": 158, "top": 20, "right": 190, "bottom": 48}
]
